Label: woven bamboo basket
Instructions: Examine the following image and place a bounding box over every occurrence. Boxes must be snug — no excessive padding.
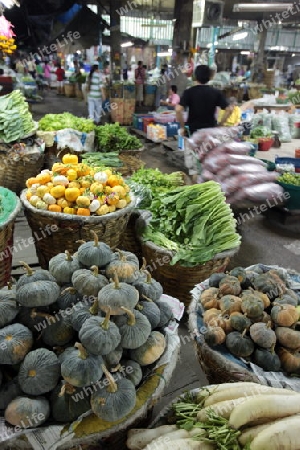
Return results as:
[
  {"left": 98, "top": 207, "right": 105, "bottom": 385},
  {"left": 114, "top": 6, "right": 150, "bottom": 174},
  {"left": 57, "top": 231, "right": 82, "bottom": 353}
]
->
[
  {"left": 0, "top": 191, "right": 21, "bottom": 288},
  {"left": 1, "top": 332, "right": 180, "bottom": 450},
  {"left": 43, "top": 144, "right": 81, "bottom": 170},
  {"left": 118, "top": 147, "right": 144, "bottom": 177},
  {"left": 119, "top": 210, "right": 143, "bottom": 262},
  {"left": 141, "top": 241, "right": 238, "bottom": 308},
  {"left": 64, "top": 83, "right": 76, "bottom": 97},
  {"left": 188, "top": 264, "right": 300, "bottom": 389},
  {"left": 0, "top": 151, "right": 44, "bottom": 195},
  {"left": 20, "top": 191, "right": 136, "bottom": 269}
]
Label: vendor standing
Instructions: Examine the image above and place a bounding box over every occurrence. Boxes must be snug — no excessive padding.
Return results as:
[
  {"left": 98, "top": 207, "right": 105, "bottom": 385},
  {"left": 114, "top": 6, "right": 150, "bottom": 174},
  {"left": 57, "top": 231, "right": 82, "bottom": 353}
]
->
[
  {"left": 176, "top": 65, "right": 232, "bottom": 135},
  {"left": 160, "top": 85, "right": 180, "bottom": 109}
]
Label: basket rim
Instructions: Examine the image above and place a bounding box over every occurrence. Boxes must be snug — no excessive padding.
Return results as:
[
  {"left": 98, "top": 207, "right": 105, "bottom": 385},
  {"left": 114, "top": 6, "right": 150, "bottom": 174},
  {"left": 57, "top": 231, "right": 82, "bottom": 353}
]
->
[
  {"left": 0, "top": 195, "right": 22, "bottom": 231},
  {"left": 20, "top": 190, "right": 136, "bottom": 223}
]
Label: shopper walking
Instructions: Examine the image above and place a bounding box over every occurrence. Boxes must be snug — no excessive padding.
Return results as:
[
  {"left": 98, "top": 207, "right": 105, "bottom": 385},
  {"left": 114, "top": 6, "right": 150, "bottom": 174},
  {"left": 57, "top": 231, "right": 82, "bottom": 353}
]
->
[
  {"left": 55, "top": 63, "right": 65, "bottom": 95},
  {"left": 86, "top": 63, "right": 106, "bottom": 125},
  {"left": 135, "top": 61, "right": 146, "bottom": 107},
  {"left": 176, "top": 65, "right": 232, "bottom": 135},
  {"left": 44, "top": 62, "right": 51, "bottom": 89},
  {"left": 27, "top": 59, "right": 36, "bottom": 78}
]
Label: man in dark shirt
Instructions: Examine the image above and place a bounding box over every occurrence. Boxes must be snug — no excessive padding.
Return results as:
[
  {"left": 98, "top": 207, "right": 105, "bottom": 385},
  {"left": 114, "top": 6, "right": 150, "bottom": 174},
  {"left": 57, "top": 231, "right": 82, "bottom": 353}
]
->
[{"left": 176, "top": 65, "right": 232, "bottom": 135}]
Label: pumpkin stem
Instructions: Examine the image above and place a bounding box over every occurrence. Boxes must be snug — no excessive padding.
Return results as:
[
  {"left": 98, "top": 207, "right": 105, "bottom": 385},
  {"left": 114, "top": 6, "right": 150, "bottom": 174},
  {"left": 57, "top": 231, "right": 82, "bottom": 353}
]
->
[
  {"left": 75, "top": 342, "right": 88, "bottom": 360},
  {"left": 65, "top": 250, "right": 73, "bottom": 261},
  {"left": 142, "top": 294, "right": 153, "bottom": 302},
  {"left": 76, "top": 240, "right": 86, "bottom": 245},
  {"left": 61, "top": 286, "right": 77, "bottom": 296},
  {"left": 144, "top": 270, "right": 152, "bottom": 284},
  {"left": 112, "top": 270, "right": 120, "bottom": 289},
  {"left": 241, "top": 328, "right": 248, "bottom": 338},
  {"left": 90, "top": 265, "right": 99, "bottom": 276},
  {"left": 102, "top": 308, "right": 111, "bottom": 330},
  {"left": 7, "top": 280, "right": 13, "bottom": 290},
  {"left": 89, "top": 299, "right": 99, "bottom": 315},
  {"left": 90, "top": 230, "right": 99, "bottom": 247},
  {"left": 101, "top": 364, "right": 118, "bottom": 393},
  {"left": 121, "top": 306, "right": 136, "bottom": 326},
  {"left": 59, "top": 382, "right": 76, "bottom": 397},
  {"left": 19, "top": 261, "right": 34, "bottom": 276},
  {"left": 136, "top": 303, "right": 143, "bottom": 311},
  {"left": 141, "top": 257, "right": 147, "bottom": 271},
  {"left": 110, "top": 363, "right": 122, "bottom": 373},
  {"left": 30, "top": 309, "right": 54, "bottom": 321},
  {"left": 116, "top": 248, "right": 125, "bottom": 261}
]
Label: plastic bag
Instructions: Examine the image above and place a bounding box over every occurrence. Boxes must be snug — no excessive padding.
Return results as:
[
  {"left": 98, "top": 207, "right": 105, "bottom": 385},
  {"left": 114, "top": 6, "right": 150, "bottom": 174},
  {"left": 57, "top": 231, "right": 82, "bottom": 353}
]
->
[
  {"left": 56, "top": 129, "right": 83, "bottom": 152},
  {"left": 230, "top": 164, "right": 268, "bottom": 175},
  {"left": 221, "top": 171, "right": 279, "bottom": 195},
  {"left": 202, "top": 169, "right": 216, "bottom": 181},
  {"left": 228, "top": 154, "right": 266, "bottom": 166},
  {"left": 288, "top": 114, "right": 300, "bottom": 139},
  {"left": 219, "top": 142, "right": 251, "bottom": 155},
  {"left": 240, "top": 183, "right": 285, "bottom": 203},
  {"left": 190, "top": 126, "right": 240, "bottom": 146},
  {"left": 203, "top": 154, "right": 229, "bottom": 173},
  {"left": 271, "top": 113, "right": 291, "bottom": 143},
  {"left": 252, "top": 113, "right": 272, "bottom": 131}
]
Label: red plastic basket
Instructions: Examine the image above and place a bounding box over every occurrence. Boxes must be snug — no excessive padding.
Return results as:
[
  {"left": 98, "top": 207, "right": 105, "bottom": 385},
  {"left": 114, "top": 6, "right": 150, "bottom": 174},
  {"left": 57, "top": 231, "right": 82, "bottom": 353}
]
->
[{"left": 258, "top": 138, "right": 274, "bottom": 151}]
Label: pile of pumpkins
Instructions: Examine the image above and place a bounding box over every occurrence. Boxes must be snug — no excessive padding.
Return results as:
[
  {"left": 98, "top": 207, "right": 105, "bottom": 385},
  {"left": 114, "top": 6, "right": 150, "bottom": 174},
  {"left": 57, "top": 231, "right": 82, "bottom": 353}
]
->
[
  {"left": 0, "top": 231, "right": 174, "bottom": 430},
  {"left": 199, "top": 266, "right": 300, "bottom": 374}
]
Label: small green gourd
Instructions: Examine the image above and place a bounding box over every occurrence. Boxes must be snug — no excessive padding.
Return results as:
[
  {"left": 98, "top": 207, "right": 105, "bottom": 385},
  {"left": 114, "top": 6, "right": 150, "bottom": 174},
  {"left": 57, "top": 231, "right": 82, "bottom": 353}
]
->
[
  {"left": 5, "top": 396, "right": 50, "bottom": 427},
  {"left": 120, "top": 359, "right": 143, "bottom": 386},
  {"left": 136, "top": 299, "right": 161, "bottom": 329},
  {"left": 57, "top": 285, "right": 83, "bottom": 310},
  {"left": 130, "top": 331, "right": 166, "bottom": 366},
  {"left": 72, "top": 266, "right": 109, "bottom": 297},
  {"left": 114, "top": 307, "right": 151, "bottom": 349},
  {"left": 77, "top": 231, "right": 113, "bottom": 267},
  {"left": 133, "top": 270, "right": 163, "bottom": 301},
  {"left": 226, "top": 330, "right": 255, "bottom": 358},
  {"left": 0, "top": 323, "right": 33, "bottom": 365},
  {"left": 98, "top": 271, "right": 139, "bottom": 316},
  {"left": 50, "top": 381, "right": 91, "bottom": 422},
  {"left": 49, "top": 250, "right": 82, "bottom": 284},
  {"left": 105, "top": 249, "right": 139, "bottom": 283}
]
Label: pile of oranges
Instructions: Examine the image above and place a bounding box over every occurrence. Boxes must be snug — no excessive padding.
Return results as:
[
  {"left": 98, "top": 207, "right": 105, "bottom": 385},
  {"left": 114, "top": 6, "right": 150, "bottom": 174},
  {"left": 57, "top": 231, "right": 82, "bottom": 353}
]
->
[{"left": 25, "top": 154, "right": 131, "bottom": 216}]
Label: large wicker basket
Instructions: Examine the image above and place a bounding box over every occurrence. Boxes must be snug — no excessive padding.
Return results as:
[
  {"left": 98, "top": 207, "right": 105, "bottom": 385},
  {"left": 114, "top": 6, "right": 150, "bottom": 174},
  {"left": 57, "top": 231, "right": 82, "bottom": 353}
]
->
[
  {"left": 118, "top": 147, "right": 144, "bottom": 177},
  {"left": 1, "top": 331, "right": 180, "bottom": 450},
  {"left": 0, "top": 150, "right": 44, "bottom": 195},
  {"left": 20, "top": 191, "right": 135, "bottom": 269},
  {"left": 141, "top": 240, "right": 238, "bottom": 308},
  {"left": 188, "top": 264, "right": 300, "bottom": 389},
  {"left": 0, "top": 190, "right": 21, "bottom": 288},
  {"left": 119, "top": 210, "right": 143, "bottom": 262}
]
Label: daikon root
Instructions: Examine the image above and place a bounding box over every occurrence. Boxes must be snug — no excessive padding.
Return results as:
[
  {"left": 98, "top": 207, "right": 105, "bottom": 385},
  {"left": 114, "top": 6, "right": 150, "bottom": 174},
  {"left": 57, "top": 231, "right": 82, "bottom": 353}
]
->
[
  {"left": 205, "top": 384, "right": 295, "bottom": 407},
  {"left": 198, "top": 397, "right": 247, "bottom": 422},
  {"left": 144, "top": 439, "right": 207, "bottom": 450},
  {"left": 250, "top": 415, "right": 300, "bottom": 450},
  {"left": 126, "top": 425, "right": 177, "bottom": 449},
  {"left": 238, "top": 420, "right": 279, "bottom": 446},
  {"left": 229, "top": 394, "right": 300, "bottom": 429}
]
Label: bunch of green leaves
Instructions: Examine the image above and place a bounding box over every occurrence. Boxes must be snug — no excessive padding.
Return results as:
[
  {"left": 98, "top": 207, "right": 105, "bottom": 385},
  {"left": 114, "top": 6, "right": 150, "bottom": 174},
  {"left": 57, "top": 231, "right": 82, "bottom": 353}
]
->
[
  {"left": 250, "top": 126, "right": 272, "bottom": 139},
  {"left": 0, "top": 90, "right": 35, "bottom": 142},
  {"left": 130, "top": 168, "right": 184, "bottom": 198},
  {"left": 142, "top": 181, "right": 241, "bottom": 266},
  {"left": 96, "top": 123, "right": 142, "bottom": 152},
  {"left": 39, "top": 113, "right": 95, "bottom": 133},
  {"left": 81, "top": 151, "right": 123, "bottom": 168},
  {"left": 0, "top": 187, "right": 18, "bottom": 226}
]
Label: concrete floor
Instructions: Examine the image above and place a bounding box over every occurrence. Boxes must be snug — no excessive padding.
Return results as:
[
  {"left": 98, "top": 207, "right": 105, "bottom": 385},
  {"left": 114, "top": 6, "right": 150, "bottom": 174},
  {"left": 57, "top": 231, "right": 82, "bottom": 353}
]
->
[{"left": 13, "top": 92, "right": 300, "bottom": 435}]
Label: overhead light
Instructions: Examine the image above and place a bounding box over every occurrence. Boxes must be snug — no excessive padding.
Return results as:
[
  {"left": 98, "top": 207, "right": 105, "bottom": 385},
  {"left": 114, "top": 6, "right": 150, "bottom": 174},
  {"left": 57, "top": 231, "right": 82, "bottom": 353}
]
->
[
  {"left": 121, "top": 41, "right": 134, "bottom": 48},
  {"left": 232, "top": 31, "right": 248, "bottom": 41},
  {"left": 0, "top": 0, "right": 19, "bottom": 7},
  {"left": 157, "top": 52, "right": 171, "bottom": 57},
  {"left": 168, "top": 48, "right": 172, "bottom": 53},
  {"left": 292, "top": 53, "right": 295, "bottom": 57},
  {"left": 233, "top": 3, "right": 293, "bottom": 12},
  {"left": 240, "top": 51, "right": 250, "bottom": 55}
]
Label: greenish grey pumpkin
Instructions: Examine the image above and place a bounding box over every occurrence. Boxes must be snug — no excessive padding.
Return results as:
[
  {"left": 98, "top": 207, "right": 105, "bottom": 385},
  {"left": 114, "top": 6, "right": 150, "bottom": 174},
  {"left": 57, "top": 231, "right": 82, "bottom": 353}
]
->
[
  {"left": 133, "top": 271, "right": 163, "bottom": 301},
  {"left": 253, "top": 348, "right": 281, "bottom": 372},
  {"left": 105, "top": 250, "right": 139, "bottom": 284},
  {"left": 69, "top": 298, "right": 100, "bottom": 332},
  {"left": 49, "top": 250, "right": 82, "bottom": 284},
  {"left": 0, "top": 290, "right": 19, "bottom": 328},
  {"left": 16, "top": 306, "right": 51, "bottom": 334},
  {"left": 16, "top": 262, "right": 60, "bottom": 307},
  {"left": 104, "top": 344, "right": 123, "bottom": 371},
  {"left": 129, "top": 331, "right": 166, "bottom": 366},
  {"left": 114, "top": 307, "right": 151, "bottom": 349},
  {"left": 61, "top": 342, "right": 104, "bottom": 387},
  {"left": 57, "top": 285, "right": 83, "bottom": 310},
  {"left": 0, "top": 323, "right": 33, "bottom": 365},
  {"left": 98, "top": 272, "right": 139, "bottom": 316},
  {"left": 136, "top": 300, "right": 161, "bottom": 329},
  {"left": 18, "top": 348, "right": 60, "bottom": 395},
  {"left": 156, "top": 301, "right": 173, "bottom": 328},
  {"left": 90, "top": 364, "right": 136, "bottom": 422},
  {"left": 79, "top": 311, "right": 121, "bottom": 356},
  {"left": 40, "top": 314, "right": 75, "bottom": 347},
  {"left": 0, "top": 378, "right": 22, "bottom": 410},
  {"left": 4, "top": 396, "right": 50, "bottom": 427},
  {"left": 77, "top": 231, "right": 113, "bottom": 267},
  {"left": 72, "top": 266, "right": 109, "bottom": 297},
  {"left": 50, "top": 381, "right": 92, "bottom": 423},
  {"left": 120, "top": 359, "right": 143, "bottom": 387},
  {"left": 111, "top": 250, "right": 139, "bottom": 266},
  {"left": 226, "top": 331, "right": 255, "bottom": 358}
]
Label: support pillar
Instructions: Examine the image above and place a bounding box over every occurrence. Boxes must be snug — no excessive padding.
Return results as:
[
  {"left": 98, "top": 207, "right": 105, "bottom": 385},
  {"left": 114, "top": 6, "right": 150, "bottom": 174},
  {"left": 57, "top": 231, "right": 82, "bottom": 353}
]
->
[
  {"left": 172, "top": 0, "right": 193, "bottom": 64},
  {"left": 251, "top": 26, "right": 267, "bottom": 82},
  {"left": 110, "top": 0, "right": 122, "bottom": 81}
]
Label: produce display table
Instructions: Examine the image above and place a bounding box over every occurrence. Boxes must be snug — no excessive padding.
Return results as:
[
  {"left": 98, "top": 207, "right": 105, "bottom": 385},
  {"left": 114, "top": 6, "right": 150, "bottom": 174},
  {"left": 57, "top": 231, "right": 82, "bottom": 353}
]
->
[{"left": 253, "top": 103, "right": 294, "bottom": 114}]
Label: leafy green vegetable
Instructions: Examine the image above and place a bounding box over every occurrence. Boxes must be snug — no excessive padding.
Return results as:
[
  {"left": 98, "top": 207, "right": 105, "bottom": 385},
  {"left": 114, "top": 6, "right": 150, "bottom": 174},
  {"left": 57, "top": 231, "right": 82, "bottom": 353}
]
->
[
  {"left": 141, "top": 181, "right": 241, "bottom": 267},
  {"left": 250, "top": 126, "right": 272, "bottom": 139},
  {"left": 96, "top": 123, "right": 142, "bottom": 152},
  {"left": 39, "top": 113, "right": 95, "bottom": 133},
  {"left": 0, "top": 90, "right": 35, "bottom": 143},
  {"left": 81, "top": 152, "right": 123, "bottom": 168}
]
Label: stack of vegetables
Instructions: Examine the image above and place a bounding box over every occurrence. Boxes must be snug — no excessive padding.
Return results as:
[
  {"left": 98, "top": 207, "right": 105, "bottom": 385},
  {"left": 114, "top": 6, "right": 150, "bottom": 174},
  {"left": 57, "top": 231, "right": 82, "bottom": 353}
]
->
[
  {"left": 0, "top": 187, "right": 19, "bottom": 226},
  {"left": 0, "top": 91, "right": 35, "bottom": 143},
  {"left": 141, "top": 181, "right": 241, "bottom": 266},
  {"left": 198, "top": 266, "right": 300, "bottom": 374},
  {"left": 127, "top": 382, "right": 300, "bottom": 449},
  {"left": 25, "top": 154, "right": 131, "bottom": 216},
  {"left": 96, "top": 123, "right": 142, "bottom": 153},
  {"left": 0, "top": 236, "right": 175, "bottom": 430},
  {"left": 38, "top": 113, "right": 95, "bottom": 133}
]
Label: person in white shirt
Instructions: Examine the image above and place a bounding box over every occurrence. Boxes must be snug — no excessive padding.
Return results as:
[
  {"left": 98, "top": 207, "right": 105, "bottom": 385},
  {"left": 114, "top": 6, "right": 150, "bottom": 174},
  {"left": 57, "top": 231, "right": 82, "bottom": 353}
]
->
[{"left": 86, "top": 63, "right": 106, "bottom": 124}]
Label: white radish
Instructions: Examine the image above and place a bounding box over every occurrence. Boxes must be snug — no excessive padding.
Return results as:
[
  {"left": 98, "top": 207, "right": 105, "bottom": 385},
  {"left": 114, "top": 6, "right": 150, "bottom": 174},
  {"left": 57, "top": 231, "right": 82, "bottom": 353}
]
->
[
  {"left": 250, "top": 415, "right": 300, "bottom": 450},
  {"left": 229, "top": 394, "right": 300, "bottom": 429},
  {"left": 238, "top": 420, "right": 280, "bottom": 446},
  {"left": 205, "top": 384, "right": 295, "bottom": 406},
  {"left": 144, "top": 439, "right": 207, "bottom": 450},
  {"left": 198, "top": 397, "right": 247, "bottom": 421},
  {"left": 144, "top": 430, "right": 192, "bottom": 450},
  {"left": 127, "top": 425, "right": 177, "bottom": 449}
]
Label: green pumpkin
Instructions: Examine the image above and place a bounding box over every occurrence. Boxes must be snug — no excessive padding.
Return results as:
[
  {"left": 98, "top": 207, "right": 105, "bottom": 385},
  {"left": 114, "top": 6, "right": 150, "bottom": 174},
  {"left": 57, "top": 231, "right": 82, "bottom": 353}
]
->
[
  {"left": 253, "top": 348, "right": 281, "bottom": 372},
  {"left": 252, "top": 272, "right": 286, "bottom": 299},
  {"left": 57, "top": 285, "right": 83, "bottom": 310},
  {"left": 219, "top": 276, "right": 242, "bottom": 296},
  {"left": 218, "top": 295, "right": 242, "bottom": 315},
  {"left": 106, "top": 250, "right": 139, "bottom": 283},
  {"left": 133, "top": 271, "right": 163, "bottom": 301},
  {"left": 16, "top": 262, "right": 60, "bottom": 307},
  {"left": 49, "top": 250, "right": 82, "bottom": 284},
  {"left": 120, "top": 359, "right": 143, "bottom": 387},
  {"left": 90, "top": 364, "right": 136, "bottom": 422},
  {"left": 136, "top": 300, "right": 161, "bottom": 329},
  {"left": 0, "top": 323, "right": 33, "bottom": 365},
  {"left": 114, "top": 307, "right": 151, "bottom": 349},
  {"left": 41, "top": 314, "right": 75, "bottom": 347},
  {"left": 274, "top": 295, "right": 298, "bottom": 307},
  {"left": 79, "top": 310, "right": 121, "bottom": 356},
  {"left": 104, "top": 344, "right": 123, "bottom": 371},
  {"left": 271, "top": 303, "right": 299, "bottom": 327},
  {"left": 16, "top": 307, "right": 52, "bottom": 334},
  {"left": 241, "top": 293, "right": 264, "bottom": 319},
  {"left": 204, "top": 326, "right": 226, "bottom": 347},
  {"left": 50, "top": 381, "right": 91, "bottom": 423},
  {"left": 230, "top": 267, "right": 248, "bottom": 284},
  {"left": 226, "top": 331, "right": 255, "bottom": 358},
  {"left": 60, "top": 342, "right": 104, "bottom": 387},
  {"left": 5, "top": 396, "right": 50, "bottom": 427},
  {"left": 72, "top": 266, "right": 109, "bottom": 297},
  {"left": 18, "top": 348, "right": 60, "bottom": 395},
  {"left": 229, "top": 312, "right": 252, "bottom": 332},
  {"left": 69, "top": 299, "right": 99, "bottom": 332},
  {"left": 208, "top": 272, "right": 226, "bottom": 288},
  {"left": 98, "top": 272, "right": 139, "bottom": 316},
  {"left": 0, "top": 378, "right": 22, "bottom": 410},
  {"left": 249, "top": 322, "right": 276, "bottom": 349},
  {"left": 77, "top": 231, "right": 113, "bottom": 267},
  {"left": 0, "top": 289, "right": 19, "bottom": 328},
  {"left": 156, "top": 301, "right": 173, "bottom": 328},
  {"left": 130, "top": 331, "right": 166, "bottom": 366},
  {"left": 111, "top": 249, "right": 139, "bottom": 266}
]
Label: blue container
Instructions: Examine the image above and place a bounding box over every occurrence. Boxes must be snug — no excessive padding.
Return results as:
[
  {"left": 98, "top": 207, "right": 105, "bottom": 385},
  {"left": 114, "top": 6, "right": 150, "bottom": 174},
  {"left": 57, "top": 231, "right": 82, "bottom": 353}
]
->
[
  {"left": 275, "top": 157, "right": 300, "bottom": 169},
  {"left": 135, "top": 114, "right": 153, "bottom": 131},
  {"left": 145, "top": 84, "right": 157, "bottom": 94},
  {"left": 157, "top": 121, "right": 180, "bottom": 137}
]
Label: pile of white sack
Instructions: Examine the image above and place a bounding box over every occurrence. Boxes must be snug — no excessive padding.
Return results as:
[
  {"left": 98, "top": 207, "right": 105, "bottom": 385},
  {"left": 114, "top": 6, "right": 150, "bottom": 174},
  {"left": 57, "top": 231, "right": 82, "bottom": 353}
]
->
[{"left": 187, "top": 127, "right": 284, "bottom": 205}]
